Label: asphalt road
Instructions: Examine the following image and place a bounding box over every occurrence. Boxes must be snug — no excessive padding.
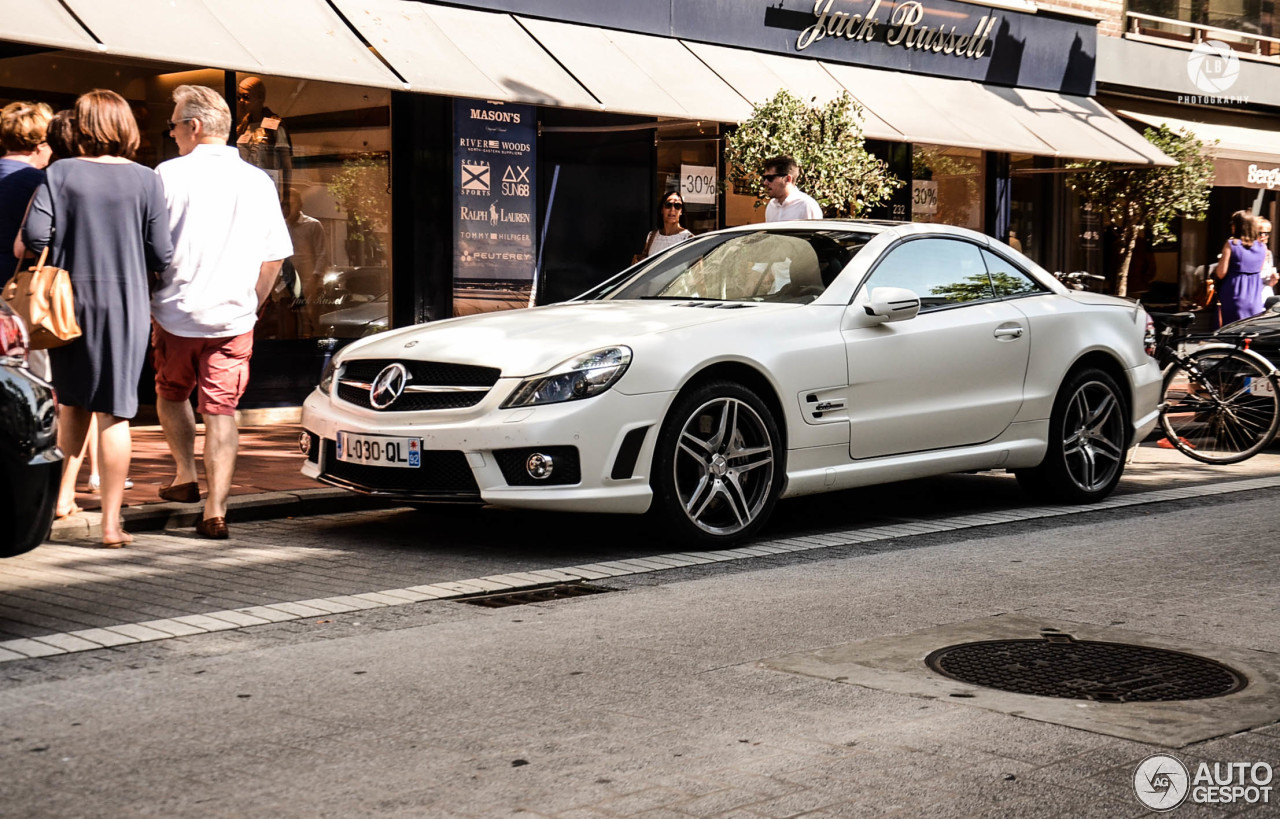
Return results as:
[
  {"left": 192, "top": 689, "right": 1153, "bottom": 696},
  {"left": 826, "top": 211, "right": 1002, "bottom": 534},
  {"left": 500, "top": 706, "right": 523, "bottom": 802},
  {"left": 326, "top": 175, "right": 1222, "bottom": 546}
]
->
[{"left": 1, "top": 447, "right": 1279, "bottom": 817}]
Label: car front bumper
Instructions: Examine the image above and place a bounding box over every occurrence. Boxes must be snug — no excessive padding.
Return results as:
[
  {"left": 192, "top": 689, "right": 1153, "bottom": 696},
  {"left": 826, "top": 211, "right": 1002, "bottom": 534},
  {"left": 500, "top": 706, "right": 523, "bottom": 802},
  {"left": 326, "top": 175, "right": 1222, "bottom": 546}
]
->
[{"left": 300, "top": 383, "right": 674, "bottom": 514}]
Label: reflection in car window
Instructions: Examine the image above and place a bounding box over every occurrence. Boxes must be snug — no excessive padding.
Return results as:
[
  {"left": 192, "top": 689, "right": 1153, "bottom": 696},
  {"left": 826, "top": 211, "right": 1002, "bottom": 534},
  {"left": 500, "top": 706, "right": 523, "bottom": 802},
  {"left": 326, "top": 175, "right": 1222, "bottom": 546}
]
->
[
  {"left": 980, "top": 248, "right": 1045, "bottom": 298},
  {"left": 864, "top": 238, "right": 993, "bottom": 311},
  {"left": 592, "top": 230, "right": 873, "bottom": 304}
]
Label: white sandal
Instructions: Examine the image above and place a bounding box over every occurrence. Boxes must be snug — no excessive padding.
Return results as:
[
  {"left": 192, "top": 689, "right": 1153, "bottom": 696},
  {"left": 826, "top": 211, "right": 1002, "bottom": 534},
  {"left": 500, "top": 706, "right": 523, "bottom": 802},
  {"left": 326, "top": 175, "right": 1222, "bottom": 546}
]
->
[{"left": 87, "top": 475, "right": 134, "bottom": 492}]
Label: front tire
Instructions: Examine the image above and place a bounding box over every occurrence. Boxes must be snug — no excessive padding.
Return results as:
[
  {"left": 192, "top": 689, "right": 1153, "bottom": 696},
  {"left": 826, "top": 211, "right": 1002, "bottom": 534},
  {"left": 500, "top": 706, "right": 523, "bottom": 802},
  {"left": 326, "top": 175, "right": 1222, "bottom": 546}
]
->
[
  {"left": 1016, "top": 367, "right": 1128, "bottom": 503},
  {"left": 650, "top": 381, "right": 783, "bottom": 546}
]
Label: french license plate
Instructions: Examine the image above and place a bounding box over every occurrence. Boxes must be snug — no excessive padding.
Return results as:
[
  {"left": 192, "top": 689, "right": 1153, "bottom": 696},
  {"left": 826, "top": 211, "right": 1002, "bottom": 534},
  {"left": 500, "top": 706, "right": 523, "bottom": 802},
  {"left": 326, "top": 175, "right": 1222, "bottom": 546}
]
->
[
  {"left": 335, "top": 432, "right": 421, "bottom": 468},
  {"left": 1246, "top": 377, "right": 1276, "bottom": 396}
]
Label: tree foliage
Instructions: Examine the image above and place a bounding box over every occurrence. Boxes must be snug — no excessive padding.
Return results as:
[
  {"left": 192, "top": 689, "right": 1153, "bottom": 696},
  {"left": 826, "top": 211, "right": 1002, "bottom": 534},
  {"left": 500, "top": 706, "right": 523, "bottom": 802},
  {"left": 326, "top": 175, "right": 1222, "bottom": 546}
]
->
[
  {"left": 327, "top": 152, "right": 391, "bottom": 231},
  {"left": 1066, "top": 126, "right": 1215, "bottom": 297},
  {"left": 724, "top": 90, "right": 902, "bottom": 218}
]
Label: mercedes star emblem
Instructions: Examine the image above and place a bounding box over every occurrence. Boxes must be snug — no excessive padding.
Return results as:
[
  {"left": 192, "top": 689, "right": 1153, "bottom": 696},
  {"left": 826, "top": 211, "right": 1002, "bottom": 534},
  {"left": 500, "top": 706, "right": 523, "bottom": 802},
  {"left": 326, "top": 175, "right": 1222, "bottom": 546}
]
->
[{"left": 369, "top": 363, "right": 409, "bottom": 409}]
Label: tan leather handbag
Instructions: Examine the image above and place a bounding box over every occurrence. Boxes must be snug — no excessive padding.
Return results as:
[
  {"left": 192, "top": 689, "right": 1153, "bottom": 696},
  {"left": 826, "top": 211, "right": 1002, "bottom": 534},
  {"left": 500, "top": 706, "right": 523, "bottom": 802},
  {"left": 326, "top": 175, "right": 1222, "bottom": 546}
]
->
[{"left": 2, "top": 247, "right": 81, "bottom": 349}]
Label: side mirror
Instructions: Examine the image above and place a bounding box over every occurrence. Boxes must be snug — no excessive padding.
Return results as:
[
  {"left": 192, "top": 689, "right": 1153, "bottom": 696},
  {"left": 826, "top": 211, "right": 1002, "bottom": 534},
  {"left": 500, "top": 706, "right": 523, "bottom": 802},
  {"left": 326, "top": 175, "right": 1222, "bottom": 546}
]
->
[{"left": 860, "top": 286, "right": 921, "bottom": 325}]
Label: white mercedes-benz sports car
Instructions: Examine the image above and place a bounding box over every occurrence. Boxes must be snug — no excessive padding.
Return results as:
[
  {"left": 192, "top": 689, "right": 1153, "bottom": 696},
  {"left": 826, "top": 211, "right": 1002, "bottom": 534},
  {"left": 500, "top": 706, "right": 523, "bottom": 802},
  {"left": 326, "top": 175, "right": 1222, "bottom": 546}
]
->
[{"left": 301, "top": 221, "right": 1161, "bottom": 545}]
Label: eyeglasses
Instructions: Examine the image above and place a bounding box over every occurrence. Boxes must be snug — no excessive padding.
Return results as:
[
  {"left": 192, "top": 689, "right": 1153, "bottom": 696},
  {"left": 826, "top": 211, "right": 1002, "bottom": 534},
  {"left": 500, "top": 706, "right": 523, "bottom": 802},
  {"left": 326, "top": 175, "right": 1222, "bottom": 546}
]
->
[
  {"left": 166, "top": 118, "right": 195, "bottom": 130},
  {"left": 762, "top": 173, "right": 784, "bottom": 182},
  {"left": 662, "top": 201, "right": 683, "bottom": 210}
]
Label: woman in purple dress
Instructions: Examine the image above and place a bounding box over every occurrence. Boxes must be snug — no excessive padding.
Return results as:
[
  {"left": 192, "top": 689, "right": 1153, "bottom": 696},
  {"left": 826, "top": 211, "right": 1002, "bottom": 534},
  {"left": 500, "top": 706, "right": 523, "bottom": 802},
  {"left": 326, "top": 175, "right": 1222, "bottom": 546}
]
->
[{"left": 1215, "top": 210, "right": 1268, "bottom": 327}]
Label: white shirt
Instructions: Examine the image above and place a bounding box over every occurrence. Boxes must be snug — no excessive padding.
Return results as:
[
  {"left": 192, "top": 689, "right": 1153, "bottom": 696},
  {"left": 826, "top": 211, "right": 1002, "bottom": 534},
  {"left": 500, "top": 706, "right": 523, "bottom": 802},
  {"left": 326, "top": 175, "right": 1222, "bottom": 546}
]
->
[
  {"left": 152, "top": 144, "right": 294, "bottom": 338},
  {"left": 766, "top": 189, "right": 823, "bottom": 222},
  {"left": 646, "top": 229, "right": 693, "bottom": 258}
]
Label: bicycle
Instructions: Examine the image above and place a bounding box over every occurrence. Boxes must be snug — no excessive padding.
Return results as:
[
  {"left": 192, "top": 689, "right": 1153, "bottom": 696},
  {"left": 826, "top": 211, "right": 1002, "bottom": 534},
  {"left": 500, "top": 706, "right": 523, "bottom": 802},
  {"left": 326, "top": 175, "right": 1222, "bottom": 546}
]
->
[{"left": 1147, "top": 311, "right": 1280, "bottom": 464}]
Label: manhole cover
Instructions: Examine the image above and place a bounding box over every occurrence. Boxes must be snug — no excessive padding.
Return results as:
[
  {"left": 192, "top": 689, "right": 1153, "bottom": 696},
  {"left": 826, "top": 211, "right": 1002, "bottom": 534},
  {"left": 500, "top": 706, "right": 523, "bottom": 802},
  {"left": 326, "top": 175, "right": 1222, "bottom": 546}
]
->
[{"left": 925, "top": 633, "right": 1247, "bottom": 703}]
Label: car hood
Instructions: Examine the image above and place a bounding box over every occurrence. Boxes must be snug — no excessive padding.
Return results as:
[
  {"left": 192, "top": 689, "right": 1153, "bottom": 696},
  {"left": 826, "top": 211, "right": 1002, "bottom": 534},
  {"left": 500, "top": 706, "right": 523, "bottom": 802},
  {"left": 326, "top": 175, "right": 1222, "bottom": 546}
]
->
[{"left": 337, "top": 299, "right": 781, "bottom": 376}]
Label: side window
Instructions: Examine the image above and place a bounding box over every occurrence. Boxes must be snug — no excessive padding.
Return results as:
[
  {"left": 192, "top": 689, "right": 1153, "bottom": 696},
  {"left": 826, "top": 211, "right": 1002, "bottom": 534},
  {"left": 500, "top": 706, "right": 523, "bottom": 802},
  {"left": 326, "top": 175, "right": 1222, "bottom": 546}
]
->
[
  {"left": 981, "top": 248, "right": 1045, "bottom": 298},
  {"left": 864, "top": 238, "right": 993, "bottom": 311}
]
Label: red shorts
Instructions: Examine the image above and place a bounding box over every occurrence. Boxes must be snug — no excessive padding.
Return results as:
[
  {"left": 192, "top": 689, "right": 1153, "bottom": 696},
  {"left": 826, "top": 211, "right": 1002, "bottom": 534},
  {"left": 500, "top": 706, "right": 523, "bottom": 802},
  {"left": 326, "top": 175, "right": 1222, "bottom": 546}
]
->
[{"left": 152, "top": 324, "right": 254, "bottom": 417}]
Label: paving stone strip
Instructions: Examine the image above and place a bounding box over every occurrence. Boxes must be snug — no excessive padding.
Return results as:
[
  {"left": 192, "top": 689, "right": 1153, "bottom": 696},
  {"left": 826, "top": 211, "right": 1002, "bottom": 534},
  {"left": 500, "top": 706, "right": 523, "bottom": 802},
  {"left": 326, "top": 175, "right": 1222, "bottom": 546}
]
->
[{"left": 3, "top": 474, "right": 1279, "bottom": 664}]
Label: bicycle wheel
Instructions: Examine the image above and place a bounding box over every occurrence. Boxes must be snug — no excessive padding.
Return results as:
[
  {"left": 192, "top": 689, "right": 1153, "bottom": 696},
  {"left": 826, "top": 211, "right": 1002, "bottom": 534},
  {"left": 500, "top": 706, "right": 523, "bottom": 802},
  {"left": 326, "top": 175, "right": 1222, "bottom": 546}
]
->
[{"left": 1159, "top": 347, "right": 1280, "bottom": 464}]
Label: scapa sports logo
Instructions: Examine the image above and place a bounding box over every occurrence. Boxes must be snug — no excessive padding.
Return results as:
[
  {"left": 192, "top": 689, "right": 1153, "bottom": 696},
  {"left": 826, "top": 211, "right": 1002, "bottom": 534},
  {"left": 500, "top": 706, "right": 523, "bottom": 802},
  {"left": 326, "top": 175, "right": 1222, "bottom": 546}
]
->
[
  {"left": 1187, "top": 40, "right": 1240, "bottom": 95},
  {"left": 1135, "top": 754, "right": 1189, "bottom": 811}
]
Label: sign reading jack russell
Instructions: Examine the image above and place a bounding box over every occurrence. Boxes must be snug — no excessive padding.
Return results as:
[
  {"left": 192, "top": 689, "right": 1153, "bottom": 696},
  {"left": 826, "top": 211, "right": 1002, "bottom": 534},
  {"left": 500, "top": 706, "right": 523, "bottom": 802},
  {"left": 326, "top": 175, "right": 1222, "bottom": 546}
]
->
[{"left": 453, "top": 99, "right": 537, "bottom": 315}]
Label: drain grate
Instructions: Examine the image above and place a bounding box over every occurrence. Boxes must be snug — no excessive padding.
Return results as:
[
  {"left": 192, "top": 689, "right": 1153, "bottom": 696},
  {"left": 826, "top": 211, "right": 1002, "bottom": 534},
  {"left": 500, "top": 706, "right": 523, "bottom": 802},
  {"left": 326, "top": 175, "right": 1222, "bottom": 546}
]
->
[
  {"left": 925, "top": 633, "right": 1248, "bottom": 703},
  {"left": 456, "top": 583, "right": 613, "bottom": 608}
]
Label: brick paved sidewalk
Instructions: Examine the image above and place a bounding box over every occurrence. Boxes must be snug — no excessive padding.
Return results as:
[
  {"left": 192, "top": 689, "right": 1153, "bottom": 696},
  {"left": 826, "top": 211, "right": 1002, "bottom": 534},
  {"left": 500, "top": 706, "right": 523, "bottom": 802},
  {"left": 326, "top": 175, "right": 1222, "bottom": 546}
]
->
[{"left": 48, "top": 423, "right": 353, "bottom": 541}]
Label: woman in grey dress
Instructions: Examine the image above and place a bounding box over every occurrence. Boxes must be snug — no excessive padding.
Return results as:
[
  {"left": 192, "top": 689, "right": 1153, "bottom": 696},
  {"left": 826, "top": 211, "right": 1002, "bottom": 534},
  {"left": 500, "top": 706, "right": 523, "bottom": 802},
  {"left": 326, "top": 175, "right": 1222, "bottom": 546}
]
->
[{"left": 21, "top": 89, "right": 172, "bottom": 547}]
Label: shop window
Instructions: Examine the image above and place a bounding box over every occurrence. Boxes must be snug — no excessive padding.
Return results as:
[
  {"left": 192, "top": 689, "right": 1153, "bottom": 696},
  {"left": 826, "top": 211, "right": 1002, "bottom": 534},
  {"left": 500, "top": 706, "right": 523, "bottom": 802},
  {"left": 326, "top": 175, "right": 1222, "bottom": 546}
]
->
[
  {"left": 656, "top": 126, "right": 720, "bottom": 236},
  {"left": 1008, "top": 154, "right": 1047, "bottom": 266},
  {"left": 235, "top": 74, "right": 391, "bottom": 342},
  {"left": 911, "top": 145, "right": 985, "bottom": 232}
]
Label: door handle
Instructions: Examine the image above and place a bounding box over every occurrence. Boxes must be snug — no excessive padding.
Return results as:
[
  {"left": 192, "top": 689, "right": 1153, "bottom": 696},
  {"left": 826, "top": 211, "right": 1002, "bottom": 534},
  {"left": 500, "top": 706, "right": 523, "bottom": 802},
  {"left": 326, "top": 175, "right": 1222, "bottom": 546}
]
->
[{"left": 994, "top": 326, "right": 1024, "bottom": 340}]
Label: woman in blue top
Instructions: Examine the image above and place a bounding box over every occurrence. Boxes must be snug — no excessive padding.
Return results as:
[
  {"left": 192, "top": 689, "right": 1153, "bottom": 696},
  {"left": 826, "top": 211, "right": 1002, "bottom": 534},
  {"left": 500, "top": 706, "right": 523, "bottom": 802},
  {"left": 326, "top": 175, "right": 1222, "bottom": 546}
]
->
[{"left": 1215, "top": 210, "right": 1268, "bottom": 326}]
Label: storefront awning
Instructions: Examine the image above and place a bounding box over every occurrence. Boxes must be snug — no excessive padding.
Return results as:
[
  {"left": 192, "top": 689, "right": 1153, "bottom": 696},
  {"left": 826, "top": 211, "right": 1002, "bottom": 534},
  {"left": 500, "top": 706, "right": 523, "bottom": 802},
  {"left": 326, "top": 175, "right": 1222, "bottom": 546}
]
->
[
  {"left": 333, "top": 0, "right": 599, "bottom": 108},
  {"left": 1118, "top": 109, "right": 1280, "bottom": 165},
  {"left": 58, "top": 0, "right": 405, "bottom": 89},
  {"left": 0, "top": 0, "right": 102, "bottom": 52},
  {"left": 515, "top": 17, "right": 754, "bottom": 123},
  {"left": 683, "top": 42, "right": 903, "bottom": 142},
  {"left": 1119, "top": 107, "right": 1280, "bottom": 189},
  {"left": 991, "top": 89, "right": 1176, "bottom": 165},
  {"left": 821, "top": 63, "right": 1050, "bottom": 155}
]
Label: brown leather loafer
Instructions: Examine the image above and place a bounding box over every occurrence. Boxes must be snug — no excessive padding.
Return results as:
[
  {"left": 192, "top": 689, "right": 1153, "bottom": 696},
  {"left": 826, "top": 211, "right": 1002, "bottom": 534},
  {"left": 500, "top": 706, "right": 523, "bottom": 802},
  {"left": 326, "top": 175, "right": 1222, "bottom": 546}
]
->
[
  {"left": 159, "top": 481, "right": 200, "bottom": 504},
  {"left": 196, "top": 516, "right": 229, "bottom": 539}
]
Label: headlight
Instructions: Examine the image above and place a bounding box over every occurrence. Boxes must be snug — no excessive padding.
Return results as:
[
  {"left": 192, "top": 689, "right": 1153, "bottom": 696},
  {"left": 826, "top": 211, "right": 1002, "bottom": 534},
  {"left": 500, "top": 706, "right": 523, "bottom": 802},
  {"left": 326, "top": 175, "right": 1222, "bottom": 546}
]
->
[
  {"left": 318, "top": 357, "right": 339, "bottom": 393},
  {"left": 501, "top": 346, "right": 632, "bottom": 408}
]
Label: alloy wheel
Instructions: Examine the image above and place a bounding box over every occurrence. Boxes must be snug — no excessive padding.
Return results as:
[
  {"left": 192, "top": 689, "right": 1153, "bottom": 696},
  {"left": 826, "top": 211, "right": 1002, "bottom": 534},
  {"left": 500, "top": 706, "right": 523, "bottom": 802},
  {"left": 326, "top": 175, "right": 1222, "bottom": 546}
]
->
[
  {"left": 672, "top": 396, "right": 776, "bottom": 537},
  {"left": 1060, "top": 379, "right": 1125, "bottom": 493}
]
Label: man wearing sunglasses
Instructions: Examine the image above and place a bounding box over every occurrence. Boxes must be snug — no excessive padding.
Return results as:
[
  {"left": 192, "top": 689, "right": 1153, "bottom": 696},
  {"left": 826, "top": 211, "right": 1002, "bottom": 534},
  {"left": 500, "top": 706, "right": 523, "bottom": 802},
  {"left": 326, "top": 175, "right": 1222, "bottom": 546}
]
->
[{"left": 762, "top": 156, "right": 822, "bottom": 222}]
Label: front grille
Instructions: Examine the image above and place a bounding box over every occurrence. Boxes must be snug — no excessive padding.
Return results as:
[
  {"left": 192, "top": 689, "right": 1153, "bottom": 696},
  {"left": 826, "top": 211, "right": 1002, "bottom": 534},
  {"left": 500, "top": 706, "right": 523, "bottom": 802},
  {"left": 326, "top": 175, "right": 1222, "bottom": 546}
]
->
[
  {"left": 321, "top": 441, "right": 480, "bottom": 498},
  {"left": 336, "top": 359, "right": 500, "bottom": 412}
]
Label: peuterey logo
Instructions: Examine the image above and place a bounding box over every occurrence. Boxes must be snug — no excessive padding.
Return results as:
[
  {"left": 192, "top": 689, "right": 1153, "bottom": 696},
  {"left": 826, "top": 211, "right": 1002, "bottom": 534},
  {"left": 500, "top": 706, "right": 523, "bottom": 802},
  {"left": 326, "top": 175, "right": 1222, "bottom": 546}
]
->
[{"left": 1187, "top": 40, "right": 1240, "bottom": 95}]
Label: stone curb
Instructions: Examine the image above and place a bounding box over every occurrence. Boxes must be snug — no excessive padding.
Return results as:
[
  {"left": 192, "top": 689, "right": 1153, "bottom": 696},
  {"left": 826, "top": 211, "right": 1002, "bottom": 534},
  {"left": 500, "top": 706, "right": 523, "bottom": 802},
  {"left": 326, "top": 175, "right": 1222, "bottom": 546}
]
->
[{"left": 48, "top": 487, "right": 394, "bottom": 542}]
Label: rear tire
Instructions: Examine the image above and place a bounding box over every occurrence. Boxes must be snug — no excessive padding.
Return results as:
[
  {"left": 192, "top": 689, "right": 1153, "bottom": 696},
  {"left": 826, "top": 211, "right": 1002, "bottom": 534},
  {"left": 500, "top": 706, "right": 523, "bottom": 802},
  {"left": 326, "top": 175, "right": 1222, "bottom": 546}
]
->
[
  {"left": 1016, "top": 367, "right": 1128, "bottom": 503},
  {"left": 1158, "top": 348, "right": 1280, "bottom": 464},
  {"left": 649, "top": 381, "right": 783, "bottom": 546}
]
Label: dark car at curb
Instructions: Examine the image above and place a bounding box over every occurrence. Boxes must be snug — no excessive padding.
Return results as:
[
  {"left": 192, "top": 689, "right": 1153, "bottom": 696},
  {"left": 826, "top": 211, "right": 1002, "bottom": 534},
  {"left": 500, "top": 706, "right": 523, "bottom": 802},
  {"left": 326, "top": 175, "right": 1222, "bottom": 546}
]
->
[
  {"left": 1215, "top": 300, "right": 1280, "bottom": 373},
  {"left": 0, "top": 302, "right": 61, "bottom": 557}
]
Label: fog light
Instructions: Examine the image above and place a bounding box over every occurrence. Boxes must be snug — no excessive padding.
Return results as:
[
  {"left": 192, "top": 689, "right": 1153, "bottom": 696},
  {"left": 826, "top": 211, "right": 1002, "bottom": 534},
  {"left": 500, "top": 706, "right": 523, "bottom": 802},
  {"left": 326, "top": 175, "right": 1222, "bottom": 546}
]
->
[
  {"left": 298, "top": 431, "right": 312, "bottom": 456},
  {"left": 526, "top": 452, "right": 555, "bottom": 480}
]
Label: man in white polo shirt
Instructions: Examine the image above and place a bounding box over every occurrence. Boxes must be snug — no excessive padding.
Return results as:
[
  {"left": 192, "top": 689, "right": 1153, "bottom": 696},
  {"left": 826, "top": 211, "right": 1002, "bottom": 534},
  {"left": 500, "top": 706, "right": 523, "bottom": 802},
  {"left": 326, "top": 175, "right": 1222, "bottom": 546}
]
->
[
  {"left": 763, "top": 156, "right": 823, "bottom": 222},
  {"left": 152, "top": 84, "right": 293, "bottom": 540}
]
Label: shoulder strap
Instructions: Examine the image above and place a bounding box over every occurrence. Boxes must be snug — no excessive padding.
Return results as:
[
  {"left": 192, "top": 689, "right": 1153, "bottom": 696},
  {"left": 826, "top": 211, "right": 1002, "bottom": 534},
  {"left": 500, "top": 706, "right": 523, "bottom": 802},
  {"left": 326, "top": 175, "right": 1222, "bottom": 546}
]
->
[{"left": 643, "top": 230, "right": 656, "bottom": 257}]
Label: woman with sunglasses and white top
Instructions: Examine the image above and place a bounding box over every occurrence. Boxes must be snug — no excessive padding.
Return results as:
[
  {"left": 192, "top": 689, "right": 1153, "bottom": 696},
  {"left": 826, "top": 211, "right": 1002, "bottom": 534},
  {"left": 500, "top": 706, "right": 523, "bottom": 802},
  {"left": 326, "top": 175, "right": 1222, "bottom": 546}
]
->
[{"left": 638, "top": 192, "right": 694, "bottom": 260}]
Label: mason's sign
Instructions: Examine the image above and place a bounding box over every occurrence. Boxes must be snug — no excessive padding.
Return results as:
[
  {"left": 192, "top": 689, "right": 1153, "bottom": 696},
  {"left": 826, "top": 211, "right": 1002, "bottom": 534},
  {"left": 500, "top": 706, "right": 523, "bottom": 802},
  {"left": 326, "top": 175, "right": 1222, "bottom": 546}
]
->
[{"left": 798, "top": 0, "right": 998, "bottom": 59}]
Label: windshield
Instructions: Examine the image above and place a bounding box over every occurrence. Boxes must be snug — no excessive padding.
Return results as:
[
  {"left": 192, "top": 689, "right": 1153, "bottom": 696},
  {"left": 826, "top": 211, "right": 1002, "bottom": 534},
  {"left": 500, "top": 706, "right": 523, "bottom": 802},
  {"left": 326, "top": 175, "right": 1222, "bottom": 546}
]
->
[{"left": 582, "top": 229, "right": 876, "bottom": 305}]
